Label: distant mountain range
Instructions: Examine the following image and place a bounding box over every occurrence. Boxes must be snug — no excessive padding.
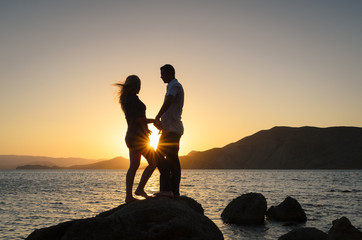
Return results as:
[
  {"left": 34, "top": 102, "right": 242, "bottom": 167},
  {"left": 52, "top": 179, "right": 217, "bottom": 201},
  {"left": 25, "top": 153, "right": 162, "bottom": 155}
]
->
[
  {"left": 180, "top": 126, "right": 362, "bottom": 169},
  {"left": 14, "top": 156, "right": 133, "bottom": 170},
  {"left": 0, "top": 155, "right": 101, "bottom": 169},
  {"left": 2, "top": 126, "right": 362, "bottom": 170},
  {"left": 5, "top": 156, "right": 137, "bottom": 170}
]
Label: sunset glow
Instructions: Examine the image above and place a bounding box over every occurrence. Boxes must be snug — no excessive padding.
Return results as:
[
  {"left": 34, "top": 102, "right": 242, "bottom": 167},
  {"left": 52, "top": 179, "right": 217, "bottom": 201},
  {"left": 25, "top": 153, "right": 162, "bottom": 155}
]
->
[
  {"left": 1, "top": 1, "right": 362, "bottom": 159},
  {"left": 148, "top": 125, "right": 161, "bottom": 150}
]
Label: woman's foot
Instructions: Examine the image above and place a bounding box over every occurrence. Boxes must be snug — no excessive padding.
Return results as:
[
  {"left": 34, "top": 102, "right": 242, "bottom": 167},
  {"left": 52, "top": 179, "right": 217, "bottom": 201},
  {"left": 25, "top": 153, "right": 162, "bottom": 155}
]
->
[
  {"left": 153, "top": 191, "right": 174, "bottom": 198},
  {"left": 135, "top": 189, "right": 150, "bottom": 199},
  {"left": 125, "top": 196, "right": 138, "bottom": 204}
]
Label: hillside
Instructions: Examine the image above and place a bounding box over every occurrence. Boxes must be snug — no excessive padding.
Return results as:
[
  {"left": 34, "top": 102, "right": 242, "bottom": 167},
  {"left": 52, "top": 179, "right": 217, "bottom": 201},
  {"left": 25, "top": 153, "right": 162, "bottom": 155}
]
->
[
  {"left": 180, "top": 126, "right": 362, "bottom": 169},
  {"left": 67, "top": 156, "right": 131, "bottom": 169}
]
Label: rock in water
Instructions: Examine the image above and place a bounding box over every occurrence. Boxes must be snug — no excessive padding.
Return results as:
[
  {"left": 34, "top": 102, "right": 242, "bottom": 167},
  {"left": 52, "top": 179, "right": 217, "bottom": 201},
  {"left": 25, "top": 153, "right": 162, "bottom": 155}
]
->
[
  {"left": 278, "top": 227, "right": 327, "bottom": 240},
  {"left": 267, "top": 196, "right": 307, "bottom": 222},
  {"left": 328, "top": 216, "right": 362, "bottom": 240},
  {"left": 221, "top": 192, "right": 267, "bottom": 224},
  {"left": 26, "top": 196, "right": 223, "bottom": 240}
]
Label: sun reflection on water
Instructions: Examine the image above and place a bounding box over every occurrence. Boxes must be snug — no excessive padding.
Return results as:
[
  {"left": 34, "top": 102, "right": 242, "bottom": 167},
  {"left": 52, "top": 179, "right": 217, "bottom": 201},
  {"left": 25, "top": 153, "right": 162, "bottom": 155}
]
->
[{"left": 1, "top": 170, "right": 361, "bottom": 240}]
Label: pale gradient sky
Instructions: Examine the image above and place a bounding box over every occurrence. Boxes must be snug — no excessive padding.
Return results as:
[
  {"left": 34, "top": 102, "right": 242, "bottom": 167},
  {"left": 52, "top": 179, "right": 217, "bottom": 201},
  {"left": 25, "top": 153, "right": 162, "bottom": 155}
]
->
[{"left": 1, "top": 0, "right": 362, "bottom": 159}]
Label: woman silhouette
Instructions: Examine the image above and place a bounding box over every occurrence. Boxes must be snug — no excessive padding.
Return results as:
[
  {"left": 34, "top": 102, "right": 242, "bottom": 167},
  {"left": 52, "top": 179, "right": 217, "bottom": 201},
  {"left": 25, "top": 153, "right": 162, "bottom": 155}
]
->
[{"left": 115, "top": 75, "right": 156, "bottom": 203}]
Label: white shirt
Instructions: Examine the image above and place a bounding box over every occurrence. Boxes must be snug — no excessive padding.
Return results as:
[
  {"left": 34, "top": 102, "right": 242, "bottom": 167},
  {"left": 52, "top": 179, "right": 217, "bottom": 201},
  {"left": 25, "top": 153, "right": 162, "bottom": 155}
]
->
[{"left": 161, "top": 79, "right": 184, "bottom": 135}]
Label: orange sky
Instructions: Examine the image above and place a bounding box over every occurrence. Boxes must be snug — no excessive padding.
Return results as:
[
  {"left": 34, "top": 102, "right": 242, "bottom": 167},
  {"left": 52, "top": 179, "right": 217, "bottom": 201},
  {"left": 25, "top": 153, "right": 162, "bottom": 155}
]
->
[{"left": 1, "top": 1, "right": 362, "bottom": 159}]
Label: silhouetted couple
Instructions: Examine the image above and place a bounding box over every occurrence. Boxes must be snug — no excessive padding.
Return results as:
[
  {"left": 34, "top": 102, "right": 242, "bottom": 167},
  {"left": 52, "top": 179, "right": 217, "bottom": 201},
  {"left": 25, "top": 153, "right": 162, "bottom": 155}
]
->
[{"left": 115, "top": 64, "right": 184, "bottom": 203}]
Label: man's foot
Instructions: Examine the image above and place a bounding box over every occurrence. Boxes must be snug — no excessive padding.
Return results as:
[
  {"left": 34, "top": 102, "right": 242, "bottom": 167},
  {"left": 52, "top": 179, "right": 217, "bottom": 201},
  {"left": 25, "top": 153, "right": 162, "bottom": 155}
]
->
[
  {"left": 135, "top": 189, "right": 150, "bottom": 199},
  {"left": 153, "top": 191, "right": 174, "bottom": 198},
  {"left": 125, "top": 196, "right": 138, "bottom": 204}
]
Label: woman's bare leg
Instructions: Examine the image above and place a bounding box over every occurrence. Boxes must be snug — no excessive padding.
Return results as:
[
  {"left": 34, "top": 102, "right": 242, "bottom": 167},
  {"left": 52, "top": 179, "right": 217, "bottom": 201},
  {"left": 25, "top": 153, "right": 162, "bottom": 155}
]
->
[
  {"left": 135, "top": 148, "right": 157, "bottom": 198},
  {"left": 125, "top": 149, "right": 141, "bottom": 203}
]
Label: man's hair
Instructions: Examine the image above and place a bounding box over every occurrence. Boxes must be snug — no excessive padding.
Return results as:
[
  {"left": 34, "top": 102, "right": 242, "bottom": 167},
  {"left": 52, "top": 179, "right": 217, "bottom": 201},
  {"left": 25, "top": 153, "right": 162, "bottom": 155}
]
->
[{"left": 160, "top": 64, "right": 175, "bottom": 76}]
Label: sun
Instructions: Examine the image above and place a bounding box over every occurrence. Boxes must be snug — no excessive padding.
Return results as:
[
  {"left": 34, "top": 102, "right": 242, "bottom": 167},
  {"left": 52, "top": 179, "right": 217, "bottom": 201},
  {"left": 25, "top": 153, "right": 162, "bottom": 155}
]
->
[{"left": 148, "top": 124, "right": 161, "bottom": 150}]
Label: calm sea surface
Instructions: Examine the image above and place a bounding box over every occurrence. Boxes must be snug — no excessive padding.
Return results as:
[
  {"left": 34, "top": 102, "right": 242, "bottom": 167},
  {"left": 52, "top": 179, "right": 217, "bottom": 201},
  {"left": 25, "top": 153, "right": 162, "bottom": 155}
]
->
[{"left": 0, "top": 169, "right": 361, "bottom": 240}]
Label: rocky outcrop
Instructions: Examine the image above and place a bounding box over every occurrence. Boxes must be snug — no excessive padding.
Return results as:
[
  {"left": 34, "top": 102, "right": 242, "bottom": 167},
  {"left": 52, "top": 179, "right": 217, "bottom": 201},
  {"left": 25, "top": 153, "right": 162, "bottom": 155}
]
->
[
  {"left": 328, "top": 216, "right": 362, "bottom": 240},
  {"left": 26, "top": 196, "right": 223, "bottom": 240},
  {"left": 278, "top": 216, "right": 362, "bottom": 240},
  {"left": 221, "top": 193, "right": 267, "bottom": 224},
  {"left": 267, "top": 196, "right": 307, "bottom": 222},
  {"left": 279, "top": 227, "right": 328, "bottom": 240}
]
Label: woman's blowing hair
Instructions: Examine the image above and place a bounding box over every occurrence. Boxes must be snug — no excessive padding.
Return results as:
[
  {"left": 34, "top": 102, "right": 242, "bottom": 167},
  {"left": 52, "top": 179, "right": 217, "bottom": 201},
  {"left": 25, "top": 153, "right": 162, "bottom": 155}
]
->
[{"left": 115, "top": 75, "right": 141, "bottom": 111}]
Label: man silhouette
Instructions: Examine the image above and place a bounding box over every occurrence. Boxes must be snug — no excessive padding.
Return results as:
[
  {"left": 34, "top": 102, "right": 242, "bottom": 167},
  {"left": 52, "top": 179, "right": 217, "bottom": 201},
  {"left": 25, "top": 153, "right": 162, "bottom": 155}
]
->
[{"left": 154, "top": 64, "right": 184, "bottom": 197}]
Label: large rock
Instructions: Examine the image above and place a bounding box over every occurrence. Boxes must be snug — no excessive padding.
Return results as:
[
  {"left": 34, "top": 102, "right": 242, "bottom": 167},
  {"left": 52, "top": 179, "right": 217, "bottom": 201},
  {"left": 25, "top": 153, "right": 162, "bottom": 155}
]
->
[
  {"left": 26, "top": 196, "right": 223, "bottom": 240},
  {"left": 221, "top": 192, "right": 267, "bottom": 224},
  {"left": 328, "top": 216, "right": 362, "bottom": 240},
  {"left": 279, "top": 227, "right": 327, "bottom": 240},
  {"left": 267, "top": 196, "right": 307, "bottom": 222}
]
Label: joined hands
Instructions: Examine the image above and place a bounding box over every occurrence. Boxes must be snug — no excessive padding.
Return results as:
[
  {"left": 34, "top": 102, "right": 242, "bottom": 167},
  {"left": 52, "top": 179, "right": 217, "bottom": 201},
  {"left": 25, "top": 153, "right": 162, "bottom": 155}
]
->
[{"left": 154, "top": 118, "right": 163, "bottom": 131}]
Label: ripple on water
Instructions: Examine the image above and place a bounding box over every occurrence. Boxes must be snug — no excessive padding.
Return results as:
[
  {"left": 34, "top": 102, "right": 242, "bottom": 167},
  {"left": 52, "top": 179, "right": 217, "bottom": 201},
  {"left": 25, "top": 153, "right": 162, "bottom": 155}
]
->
[{"left": 1, "top": 169, "right": 361, "bottom": 239}]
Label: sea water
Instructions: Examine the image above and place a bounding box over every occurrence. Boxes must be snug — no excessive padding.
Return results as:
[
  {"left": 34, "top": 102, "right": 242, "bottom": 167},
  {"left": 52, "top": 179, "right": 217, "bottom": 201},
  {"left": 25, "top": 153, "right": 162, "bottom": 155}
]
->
[{"left": 0, "top": 169, "right": 361, "bottom": 240}]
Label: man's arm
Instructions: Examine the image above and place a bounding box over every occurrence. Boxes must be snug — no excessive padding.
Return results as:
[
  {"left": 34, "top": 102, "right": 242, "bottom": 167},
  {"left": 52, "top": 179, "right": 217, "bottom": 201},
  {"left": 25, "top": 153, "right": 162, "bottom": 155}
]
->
[
  {"left": 154, "top": 95, "right": 174, "bottom": 129},
  {"left": 156, "top": 95, "right": 174, "bottom": 120}
]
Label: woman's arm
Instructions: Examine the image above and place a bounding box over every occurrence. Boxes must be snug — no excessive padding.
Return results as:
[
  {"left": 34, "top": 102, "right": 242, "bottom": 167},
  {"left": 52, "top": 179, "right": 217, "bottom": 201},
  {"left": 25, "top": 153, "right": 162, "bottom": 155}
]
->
[
  {"left": 135, "top": 117, "right": 154, "bottom": 135},
  {"left": 145, "top": 118, "right": 155, "bottom": 124},
  {"left": 135, "top": 117, "right": 154, "bottom": 125}
]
